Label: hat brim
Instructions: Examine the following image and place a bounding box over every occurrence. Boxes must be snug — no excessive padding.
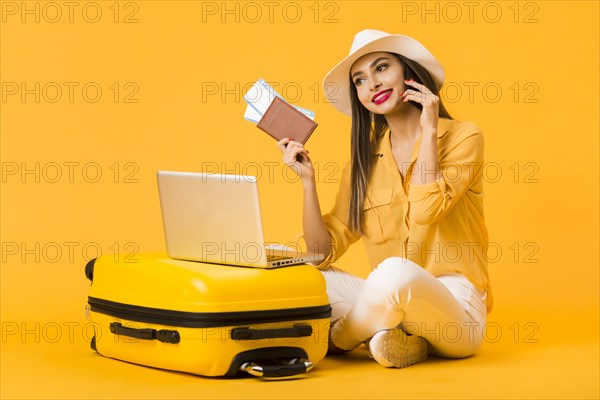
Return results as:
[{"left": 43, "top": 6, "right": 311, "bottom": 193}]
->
[{"left": 322, "top": 34, "right": 445, "bottom": 116}]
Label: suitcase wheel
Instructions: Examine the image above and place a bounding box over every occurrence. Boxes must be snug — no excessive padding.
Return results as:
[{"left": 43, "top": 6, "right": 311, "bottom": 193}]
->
[
  {"left": 90, "top": 335, "right": 97, "bottom": 352},
  {"left": 227, "top": 347, "right": 309, "bottom": 378},
  {"left": 240, "top": 358, "right": 313, "bottom": 378},
  {"left": 85, "top": 258, "right": 96, "bottom": 282}
]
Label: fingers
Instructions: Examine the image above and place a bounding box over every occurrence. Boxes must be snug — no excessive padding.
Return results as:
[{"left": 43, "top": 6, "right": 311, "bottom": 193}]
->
[
  {"left": 276, "top": 137, "right": 291, "bottom": 152},
  {"left": 277, "top": 137, "right": 307, "bottom": 150},
  {"left": 402, "top": 91, "right": 439, "bottom": 105},
  {"left": 287, "top": 139, "right": 308, "bottom": 154},
  {"left": 276, "top": 138, "right": 313, "bottom": 180},
  {"left": 283, "top": 145, "right": 309, "bottom": 165},
  {"left": 403, "top": 79, "right": 431, "bottom": 93},
  {"left": 277, "top": 138, "right": 309, "bottom": 156}
]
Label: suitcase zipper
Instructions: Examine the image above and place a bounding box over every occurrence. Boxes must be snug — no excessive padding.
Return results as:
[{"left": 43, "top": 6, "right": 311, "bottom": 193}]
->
[{"left": 88, "top": 297, "right": 331, "bottom": 328}]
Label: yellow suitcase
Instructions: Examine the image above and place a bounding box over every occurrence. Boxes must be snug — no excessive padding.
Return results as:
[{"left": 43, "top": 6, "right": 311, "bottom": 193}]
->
[{"left": 85, "top": 253, "right": 331, "bottom": 378}]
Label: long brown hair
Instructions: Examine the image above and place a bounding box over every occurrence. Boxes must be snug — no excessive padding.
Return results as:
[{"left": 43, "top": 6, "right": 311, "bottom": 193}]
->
[{"left": 348, "top": 52, "right": 454, "bottom": 235}]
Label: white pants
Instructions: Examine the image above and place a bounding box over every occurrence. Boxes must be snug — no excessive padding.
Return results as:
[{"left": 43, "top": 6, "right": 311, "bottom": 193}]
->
[{"left": 323, "top": 257, "right": 488, "bottom": 358}]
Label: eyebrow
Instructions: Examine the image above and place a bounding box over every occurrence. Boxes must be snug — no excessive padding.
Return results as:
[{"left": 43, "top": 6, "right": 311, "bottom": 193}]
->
[{"left": 351, "top": 57, "right": 390, "bottom": 79}]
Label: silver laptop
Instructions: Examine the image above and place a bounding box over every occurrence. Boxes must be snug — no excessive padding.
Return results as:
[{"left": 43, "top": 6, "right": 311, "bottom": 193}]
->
[{"left": 156, "top": 171, "right": 323, "bottom": 268}]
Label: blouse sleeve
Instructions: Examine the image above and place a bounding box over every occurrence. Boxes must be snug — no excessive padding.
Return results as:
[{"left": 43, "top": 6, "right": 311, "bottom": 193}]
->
[
  {"left": 407, "top": 126, "right": 484, "bottom": 225},
  {"left": 306, "top": 161, "right": 361, "bottom": 269}
]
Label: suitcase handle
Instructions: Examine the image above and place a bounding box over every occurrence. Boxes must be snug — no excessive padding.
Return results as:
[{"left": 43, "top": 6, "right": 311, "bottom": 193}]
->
[
  {"left": 240, "top": 358, "right": 313, "bottom": 378},
  {"left": 231, "top": 324, "right": 313, "bottom": 340},
  {"left": 109, "top": 322, "right": 180, "bottom": 344}
]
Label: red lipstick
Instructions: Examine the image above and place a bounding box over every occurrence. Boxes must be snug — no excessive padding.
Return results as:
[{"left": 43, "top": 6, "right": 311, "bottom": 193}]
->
[{"left": 372, "top": 89, "right": 393, "bottom": 105}]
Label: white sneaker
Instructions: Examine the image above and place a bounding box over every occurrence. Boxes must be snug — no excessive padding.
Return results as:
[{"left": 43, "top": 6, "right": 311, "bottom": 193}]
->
[{"left": 368, "top": 329, "right": 428, "bottom": 368}]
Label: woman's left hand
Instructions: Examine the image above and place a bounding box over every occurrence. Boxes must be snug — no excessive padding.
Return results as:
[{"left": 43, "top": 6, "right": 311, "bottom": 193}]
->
[{"left": 402, "top": 79, "right": 439, "bottom": 134}]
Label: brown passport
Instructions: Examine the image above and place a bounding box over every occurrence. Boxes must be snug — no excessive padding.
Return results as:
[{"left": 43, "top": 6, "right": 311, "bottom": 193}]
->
[{"left": 256, "top": 96, "right": 318, "bottom": 144}]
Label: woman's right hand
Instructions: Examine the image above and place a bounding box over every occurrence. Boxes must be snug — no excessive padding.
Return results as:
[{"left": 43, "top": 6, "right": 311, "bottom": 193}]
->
[{"left": 277, "top": 138, "right": 315, "bottom": 184}]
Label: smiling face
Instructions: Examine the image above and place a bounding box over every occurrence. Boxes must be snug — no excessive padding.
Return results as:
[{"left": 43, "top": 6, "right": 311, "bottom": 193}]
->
[{"left": 349, "top": 51, "right": 409, "bottom": 115}]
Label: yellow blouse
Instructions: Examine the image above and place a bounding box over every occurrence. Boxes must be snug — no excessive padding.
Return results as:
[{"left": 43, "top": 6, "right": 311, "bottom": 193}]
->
[{"left": 312, "top": 117, "right": 493, "bottom": 313}]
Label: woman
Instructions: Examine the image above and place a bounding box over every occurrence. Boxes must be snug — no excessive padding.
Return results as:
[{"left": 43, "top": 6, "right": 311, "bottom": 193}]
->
[{"left": 277, "top": 29, "right": 493, "bottom": 368}]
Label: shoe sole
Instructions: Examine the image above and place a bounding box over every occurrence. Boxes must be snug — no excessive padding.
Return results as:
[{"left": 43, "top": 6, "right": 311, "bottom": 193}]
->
[{"left": 369, "top": 329, "right": 428, "bottom": 368}]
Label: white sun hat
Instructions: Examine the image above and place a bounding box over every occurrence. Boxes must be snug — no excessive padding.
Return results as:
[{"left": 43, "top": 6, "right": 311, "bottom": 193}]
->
[{"left": 322, "top": 29, "right": 445, "bottom": 116}]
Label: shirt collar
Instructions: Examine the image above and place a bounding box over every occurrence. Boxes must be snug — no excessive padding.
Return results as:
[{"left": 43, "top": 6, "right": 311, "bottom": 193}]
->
[{"left": 436, "top": 117, "right": 453, "bottom": 138}]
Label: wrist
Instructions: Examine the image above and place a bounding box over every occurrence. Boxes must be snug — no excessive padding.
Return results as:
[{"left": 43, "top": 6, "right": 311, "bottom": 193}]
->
[
  {"left": 422, "top": 129, "right": 437, "bottom": 138},
  {"left": 302, "top": 175, "right": 316, "bottom": 189}
]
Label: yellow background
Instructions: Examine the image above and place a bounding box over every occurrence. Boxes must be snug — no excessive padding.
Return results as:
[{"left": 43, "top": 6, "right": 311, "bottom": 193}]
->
[{"left": 1, "top": 1, "right": 598, "bottom": 398}]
